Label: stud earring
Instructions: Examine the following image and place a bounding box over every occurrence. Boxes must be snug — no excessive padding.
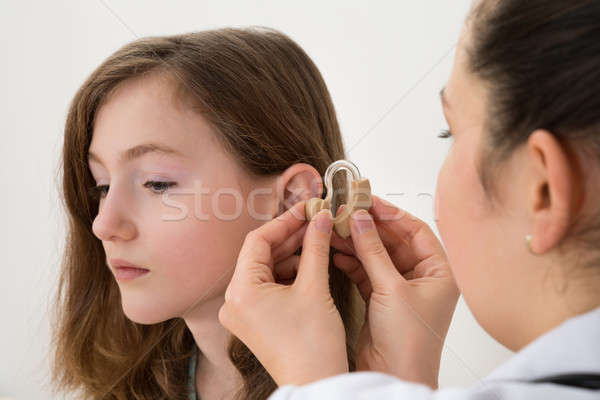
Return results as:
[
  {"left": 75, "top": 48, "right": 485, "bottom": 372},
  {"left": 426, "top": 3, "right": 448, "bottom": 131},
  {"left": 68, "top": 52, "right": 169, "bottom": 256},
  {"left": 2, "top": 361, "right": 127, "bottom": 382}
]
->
[{"left": 525, "top": 233, "right": 537, "bottom": 255}]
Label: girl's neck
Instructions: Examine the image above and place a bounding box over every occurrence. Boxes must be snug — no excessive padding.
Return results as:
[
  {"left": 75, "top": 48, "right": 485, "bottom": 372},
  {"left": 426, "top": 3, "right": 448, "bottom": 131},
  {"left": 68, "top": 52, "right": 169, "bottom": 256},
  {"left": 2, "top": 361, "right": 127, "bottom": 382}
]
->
[{"left": 183, "top": 295, "right": 243, "bottom": 398}]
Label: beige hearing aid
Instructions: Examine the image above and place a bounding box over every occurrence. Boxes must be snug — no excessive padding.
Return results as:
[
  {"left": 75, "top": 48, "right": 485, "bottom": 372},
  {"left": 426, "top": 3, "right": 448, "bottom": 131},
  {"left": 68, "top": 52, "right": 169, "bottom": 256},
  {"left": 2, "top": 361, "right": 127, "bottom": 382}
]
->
[{"left": 305, "top": 160, "right": 372, "bottom": 239}]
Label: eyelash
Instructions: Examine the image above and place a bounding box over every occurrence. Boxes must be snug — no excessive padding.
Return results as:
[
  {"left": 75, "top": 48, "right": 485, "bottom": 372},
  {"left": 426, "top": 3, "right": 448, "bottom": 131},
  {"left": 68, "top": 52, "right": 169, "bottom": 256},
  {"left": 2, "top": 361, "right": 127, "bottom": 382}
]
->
[
  {"left": 87, "top": 181, "right": 177, "bottom": 201},
  {"left": 438, "top": 129, "right": 453, "bottom": 139}
]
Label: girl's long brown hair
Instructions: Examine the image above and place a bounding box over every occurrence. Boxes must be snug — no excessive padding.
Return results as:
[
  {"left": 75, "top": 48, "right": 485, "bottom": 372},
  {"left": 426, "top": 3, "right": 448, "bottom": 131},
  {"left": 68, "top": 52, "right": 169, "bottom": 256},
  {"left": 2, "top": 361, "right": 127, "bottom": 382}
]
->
[{"left": 52, "top": 27, "right": 363, "bottom": 399}]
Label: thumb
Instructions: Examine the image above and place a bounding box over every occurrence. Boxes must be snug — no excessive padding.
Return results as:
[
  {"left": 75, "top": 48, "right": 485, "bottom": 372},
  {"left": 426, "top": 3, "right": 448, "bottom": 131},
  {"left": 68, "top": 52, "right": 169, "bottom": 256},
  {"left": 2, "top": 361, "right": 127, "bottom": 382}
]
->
[
  {"left": 295, "top": 209, "right": 333, "bottom": 291},
  {"left": 350, "top": 209, "right": 402, "bottom": 292}
]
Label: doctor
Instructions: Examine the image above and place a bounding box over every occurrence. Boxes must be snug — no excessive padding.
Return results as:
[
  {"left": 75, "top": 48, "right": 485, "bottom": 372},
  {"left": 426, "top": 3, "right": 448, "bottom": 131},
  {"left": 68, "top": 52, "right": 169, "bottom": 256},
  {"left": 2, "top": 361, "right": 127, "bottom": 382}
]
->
[{"left": 218, "top": 0, "right": 600, "bottom": 398}]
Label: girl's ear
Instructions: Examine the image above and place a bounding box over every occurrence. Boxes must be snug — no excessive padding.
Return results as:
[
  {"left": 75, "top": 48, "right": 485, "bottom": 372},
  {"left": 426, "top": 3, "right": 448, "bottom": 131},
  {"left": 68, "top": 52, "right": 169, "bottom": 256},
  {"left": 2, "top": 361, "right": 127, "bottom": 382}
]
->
[{"left": 275, "top": 163, "right": 323, "bottom": 212}]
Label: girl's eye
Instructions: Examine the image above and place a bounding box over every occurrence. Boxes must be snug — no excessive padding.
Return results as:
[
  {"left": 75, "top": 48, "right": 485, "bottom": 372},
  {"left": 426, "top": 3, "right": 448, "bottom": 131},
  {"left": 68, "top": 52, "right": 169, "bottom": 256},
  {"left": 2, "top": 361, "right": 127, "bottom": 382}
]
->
[
  {"left": 87, "top": 185, "right": 109, "bottom": 201},
  {"left": 143, "top": 180, "right": 177, "bottom": 194},
  {"left": 438, "top": 129, "right": 453, "bottom": 139},
  {"left": 87, "top": 181, "right": 177, "bottom": 201}
]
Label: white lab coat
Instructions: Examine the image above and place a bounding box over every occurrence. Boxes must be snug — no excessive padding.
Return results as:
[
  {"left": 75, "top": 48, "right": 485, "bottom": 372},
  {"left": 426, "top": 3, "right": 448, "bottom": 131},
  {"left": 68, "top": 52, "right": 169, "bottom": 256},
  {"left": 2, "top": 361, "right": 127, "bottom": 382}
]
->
[{"left": 269, "top": 305, "right": 600, "bottom": 399}]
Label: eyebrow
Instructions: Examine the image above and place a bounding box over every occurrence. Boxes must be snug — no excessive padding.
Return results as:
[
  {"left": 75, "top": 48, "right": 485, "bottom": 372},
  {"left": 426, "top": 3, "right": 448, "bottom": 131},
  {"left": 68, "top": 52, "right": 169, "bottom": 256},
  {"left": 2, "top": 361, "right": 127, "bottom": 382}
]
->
[
  {"left": 440, "top": 87, "right": 451, "bottom": 110},
  {"left": 87, "top": 142, "right": 185, "bottom": 166}
]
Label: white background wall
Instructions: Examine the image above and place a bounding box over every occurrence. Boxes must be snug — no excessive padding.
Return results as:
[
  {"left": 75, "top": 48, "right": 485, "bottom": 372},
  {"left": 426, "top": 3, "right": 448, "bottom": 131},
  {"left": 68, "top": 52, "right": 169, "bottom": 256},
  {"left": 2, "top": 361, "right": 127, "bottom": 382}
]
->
[{"left": 0, "top": 1, "right": 513, "bottom": 398}]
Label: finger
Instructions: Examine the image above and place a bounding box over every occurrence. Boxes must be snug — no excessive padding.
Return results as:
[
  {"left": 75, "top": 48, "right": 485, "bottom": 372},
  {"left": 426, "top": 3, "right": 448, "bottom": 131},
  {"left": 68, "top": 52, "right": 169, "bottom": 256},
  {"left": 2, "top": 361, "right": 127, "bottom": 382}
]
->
[
  {"left": 237, "top": 201, "right": 306, "bottom": 268},
  {"left": 274, "top": 255, "right": 300, "bottom": 281},
  {"left": 330, "top": 230, "right": 355, "bottom": 255},
  {"left": 277, "top": 277, "right": 295, "bottom": 286},
  {"left": 350, "top": 209, "right": 403, "bottom": 291},
  {"left": 402, "top": 269, "right": 417, "bottom": 280},
  {"left": 369, "top": 195, "right": 445, "bottom": 274},
  {"left": 371, "top": 195, "right": 445, "bottom": 258},
  {"left": 333, "top": 253, "right": 372, "bottom": 301},
  {"left": 272, "top": 224, "right": 308, "bottom": 263},
  {"left": 294, "top": 209, "right": 333, "bottom": 291},
  {"left": 254, "top": 201, "right": 307, "bottom": 251},
  {"left": 332, "top": 253, "right": 367, "bottom": 286},
  {"left": 231, "top": 201, "right": 307, "bottom": 287}
]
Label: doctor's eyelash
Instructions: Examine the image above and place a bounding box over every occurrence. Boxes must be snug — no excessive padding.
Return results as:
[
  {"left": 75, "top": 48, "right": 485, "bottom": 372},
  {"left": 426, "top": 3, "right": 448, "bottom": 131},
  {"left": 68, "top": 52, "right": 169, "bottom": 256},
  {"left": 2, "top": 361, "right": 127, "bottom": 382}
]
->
[
  {"left": 438, "top": 129, "right": 453, "bottom": 139},
  {"left": 87, "top": 181, "right": 177, "bottom": 200}
]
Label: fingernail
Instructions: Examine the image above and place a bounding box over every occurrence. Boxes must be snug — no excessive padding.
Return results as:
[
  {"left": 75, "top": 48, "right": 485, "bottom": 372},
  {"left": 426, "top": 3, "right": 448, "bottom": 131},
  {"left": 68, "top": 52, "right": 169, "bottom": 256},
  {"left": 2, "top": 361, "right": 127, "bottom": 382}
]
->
[
  {"left": 352, "top": 210, "right": 373, "bottom": 234},
  {"left": 315, "top": 209, "right": 333, "bottom": 233}
]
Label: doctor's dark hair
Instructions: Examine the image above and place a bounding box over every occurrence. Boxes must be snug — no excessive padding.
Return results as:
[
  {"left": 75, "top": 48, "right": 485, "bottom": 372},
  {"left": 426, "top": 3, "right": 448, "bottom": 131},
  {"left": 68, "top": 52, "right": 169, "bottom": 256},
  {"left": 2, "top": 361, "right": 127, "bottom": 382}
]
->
[
  {"left": 467, "top": 0, "right": 600, "bottom": 251},
  {"left": 53, "top": 27, "right": 361, "bottom": 400}
]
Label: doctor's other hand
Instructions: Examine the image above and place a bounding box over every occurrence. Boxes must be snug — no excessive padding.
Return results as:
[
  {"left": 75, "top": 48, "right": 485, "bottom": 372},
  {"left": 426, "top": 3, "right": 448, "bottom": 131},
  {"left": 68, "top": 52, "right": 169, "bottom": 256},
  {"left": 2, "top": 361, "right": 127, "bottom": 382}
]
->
[
  {"left": 331, "top": 196, "right": 460, "bottom": 389},
  {"left": 218, "top": 202, "right": 348, "bottom": 387}
]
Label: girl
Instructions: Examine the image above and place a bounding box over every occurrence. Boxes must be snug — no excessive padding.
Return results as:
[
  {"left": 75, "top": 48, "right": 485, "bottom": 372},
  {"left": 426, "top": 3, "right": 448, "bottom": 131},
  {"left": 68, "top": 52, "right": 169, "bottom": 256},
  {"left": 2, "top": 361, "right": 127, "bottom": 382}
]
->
[
  {"left": 219, "top": 0, "right": 600, "bottom": 399},
  {"left": 51, "top": 27, "right": 363, "bottom": 399}
]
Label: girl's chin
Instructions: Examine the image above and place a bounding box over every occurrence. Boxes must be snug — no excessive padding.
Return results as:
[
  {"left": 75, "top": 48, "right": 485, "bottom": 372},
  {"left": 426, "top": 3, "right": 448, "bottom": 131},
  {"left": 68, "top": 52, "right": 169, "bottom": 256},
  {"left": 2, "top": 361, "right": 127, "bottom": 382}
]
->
[{"left": 120, "top": 301, "right": 175, "bottom": 325}]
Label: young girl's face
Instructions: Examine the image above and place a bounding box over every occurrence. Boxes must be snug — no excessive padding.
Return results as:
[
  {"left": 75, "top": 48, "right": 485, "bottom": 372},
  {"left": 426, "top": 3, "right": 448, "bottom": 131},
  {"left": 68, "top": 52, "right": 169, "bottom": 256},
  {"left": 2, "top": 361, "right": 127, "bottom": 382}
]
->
[{"left": 88, "top": 72, "right": 272, "bottom": 324}]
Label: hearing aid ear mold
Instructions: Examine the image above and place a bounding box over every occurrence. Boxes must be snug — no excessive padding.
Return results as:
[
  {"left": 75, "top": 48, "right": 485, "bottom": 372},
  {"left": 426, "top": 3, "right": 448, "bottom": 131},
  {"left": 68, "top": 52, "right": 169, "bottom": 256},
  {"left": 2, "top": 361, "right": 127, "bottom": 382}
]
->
[{"left": 305, "top": 160, "right": 372, "bottom": 239}]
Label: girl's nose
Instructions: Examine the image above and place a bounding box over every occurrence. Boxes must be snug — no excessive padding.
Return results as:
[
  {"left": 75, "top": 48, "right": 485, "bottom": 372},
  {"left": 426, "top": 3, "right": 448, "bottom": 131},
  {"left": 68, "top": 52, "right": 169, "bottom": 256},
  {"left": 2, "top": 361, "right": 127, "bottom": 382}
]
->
[{"left": 91, "top": 193, "right": 137, "bottom": 242}]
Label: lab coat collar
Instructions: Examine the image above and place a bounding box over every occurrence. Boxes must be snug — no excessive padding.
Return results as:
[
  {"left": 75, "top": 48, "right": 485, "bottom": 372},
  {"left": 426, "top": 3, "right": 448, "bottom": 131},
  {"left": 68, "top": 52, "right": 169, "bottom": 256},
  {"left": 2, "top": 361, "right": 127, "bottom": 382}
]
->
[{"left": 484, "top": 305, "right": 600, "bottom": 384}]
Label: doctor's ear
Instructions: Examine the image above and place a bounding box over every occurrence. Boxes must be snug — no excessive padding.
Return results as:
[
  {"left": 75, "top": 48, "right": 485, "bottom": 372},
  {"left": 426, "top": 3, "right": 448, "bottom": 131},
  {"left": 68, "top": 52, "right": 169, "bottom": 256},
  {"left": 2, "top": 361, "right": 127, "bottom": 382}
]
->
[
  {"left": 275, "top": 163, "right": 323, "bottom": 214},
  {"left": 527, "top": 129, "right": 584, "bottom": 254}
]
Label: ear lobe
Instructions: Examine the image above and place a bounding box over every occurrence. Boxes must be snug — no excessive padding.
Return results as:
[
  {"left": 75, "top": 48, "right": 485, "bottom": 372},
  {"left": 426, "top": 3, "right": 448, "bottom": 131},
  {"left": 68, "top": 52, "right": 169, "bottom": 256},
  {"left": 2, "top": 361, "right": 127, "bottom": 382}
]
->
[
  {"left": 277, "top": 163, "right": 323, "bottom": 212},
  {"left": 528, "top": 130, "right": 580, "bottom": 254}
]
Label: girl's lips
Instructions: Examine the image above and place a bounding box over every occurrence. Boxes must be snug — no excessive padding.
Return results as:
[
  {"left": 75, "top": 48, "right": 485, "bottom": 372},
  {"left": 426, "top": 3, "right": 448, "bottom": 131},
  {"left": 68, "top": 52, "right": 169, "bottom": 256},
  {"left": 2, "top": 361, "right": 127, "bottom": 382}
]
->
[
  {"left": 114, "top": 266, "right": 149, "bottom": 281},
  {"left": 110, "top": 258, "right": 146, "bottom": 269}
]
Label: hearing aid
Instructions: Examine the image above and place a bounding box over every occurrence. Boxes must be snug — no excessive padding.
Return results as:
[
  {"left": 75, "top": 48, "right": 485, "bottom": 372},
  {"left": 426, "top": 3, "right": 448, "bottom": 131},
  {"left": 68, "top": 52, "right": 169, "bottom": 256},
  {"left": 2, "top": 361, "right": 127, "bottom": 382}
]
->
[{"left": 305, "top": 160, "right": 372, "bottom": 239}]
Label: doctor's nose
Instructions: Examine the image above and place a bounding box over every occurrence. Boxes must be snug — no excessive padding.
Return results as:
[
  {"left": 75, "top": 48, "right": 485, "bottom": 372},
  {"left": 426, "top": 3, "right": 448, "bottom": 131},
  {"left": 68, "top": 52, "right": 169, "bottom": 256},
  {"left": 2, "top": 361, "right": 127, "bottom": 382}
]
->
[{"left": 91, "top": 191, "right": 137, "bottom": 242}]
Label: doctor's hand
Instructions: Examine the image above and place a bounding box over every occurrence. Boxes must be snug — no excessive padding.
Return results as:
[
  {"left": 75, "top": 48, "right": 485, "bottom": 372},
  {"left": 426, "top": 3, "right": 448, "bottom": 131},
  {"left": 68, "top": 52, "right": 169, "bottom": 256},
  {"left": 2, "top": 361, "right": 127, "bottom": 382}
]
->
[
  {"left": 332, "top": 196, "right": 459, "bottom": 389},
  {"left": 218, "top": 202, "right": 348, "bottom": 387}
]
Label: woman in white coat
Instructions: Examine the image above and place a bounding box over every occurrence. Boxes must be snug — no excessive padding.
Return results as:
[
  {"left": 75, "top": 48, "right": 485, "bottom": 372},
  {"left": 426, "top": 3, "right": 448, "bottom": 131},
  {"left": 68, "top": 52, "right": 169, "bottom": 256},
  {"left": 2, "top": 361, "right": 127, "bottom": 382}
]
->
[{"left": 218, "top": 0, "right": 600, "bottom": 398}]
